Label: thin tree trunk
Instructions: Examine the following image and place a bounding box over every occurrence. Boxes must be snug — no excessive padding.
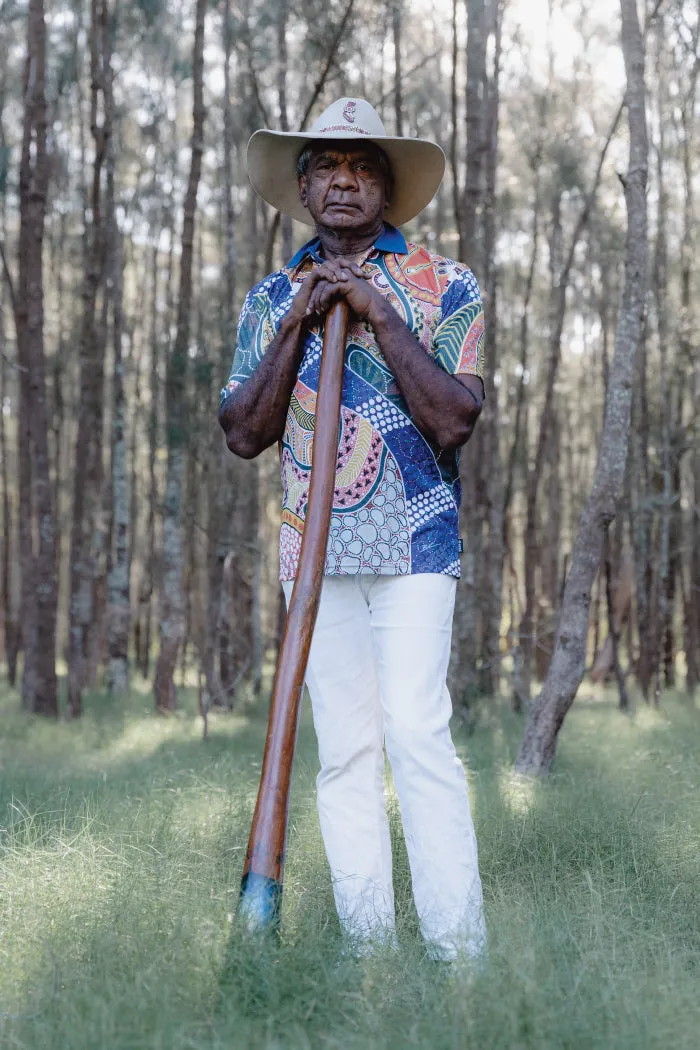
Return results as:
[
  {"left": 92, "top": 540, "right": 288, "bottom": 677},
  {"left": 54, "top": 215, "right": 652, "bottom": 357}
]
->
[
  {"left": 154, "top": 0, "right": 207, "bottom": 711},
  {"left": 277, "top": 0, "right": 293, "bottom": 261},
  {"left": 105, "top": 20, "right": 130, "bottom": 695},
  {"left": 450, "top": 0, "right": 489, "bottom": 709},
  {"left": 67, "top": 0, "right": 109, "bottom": 716},
  {"left": 652, "top": 15, "right": 670, "bottom": 704},
  {"left": 680, "top": 37, "right": 699, "bottom": 692},
  {"left": 464, "top": 0, "right": 486, "bottom": 263},
  {"left": 515, "top": 0, "right": 649, "bottom": 775},
  {"left": 450, "top": 0, "right": 464, "bottom": 259},
  {"left": 392, "top": 0, "right": 404, "bottom": 137},
  {"left": 15, "top": 0, "right": 57, "bottom": 715},
  {"left": 516, "top": 101, "right": 623, "bottom": 706},
  {"left": 135, "top": 238, "right": 160, "bottom": 678},
  {"left": 479, "top": 0, "right": 504, "bottom": 697}
]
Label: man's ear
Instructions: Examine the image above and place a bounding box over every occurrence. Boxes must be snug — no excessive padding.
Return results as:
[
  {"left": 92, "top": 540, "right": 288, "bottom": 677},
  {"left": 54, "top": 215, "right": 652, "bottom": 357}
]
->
[{"left": 298, "top": 175, "right": 308, "bottom": 207}]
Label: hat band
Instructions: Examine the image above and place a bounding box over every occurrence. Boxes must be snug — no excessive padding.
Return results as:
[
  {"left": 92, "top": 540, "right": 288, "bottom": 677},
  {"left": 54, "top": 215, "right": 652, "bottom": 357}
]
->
[{"left": 315, "top": 124, "right": 371, "bottom": 135}]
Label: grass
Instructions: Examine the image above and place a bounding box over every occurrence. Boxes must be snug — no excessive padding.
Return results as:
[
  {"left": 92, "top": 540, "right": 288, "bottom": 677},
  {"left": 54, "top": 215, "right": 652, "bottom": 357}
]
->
[{"left": 0, "top": 677, "right": 698, "bottom": 1049}]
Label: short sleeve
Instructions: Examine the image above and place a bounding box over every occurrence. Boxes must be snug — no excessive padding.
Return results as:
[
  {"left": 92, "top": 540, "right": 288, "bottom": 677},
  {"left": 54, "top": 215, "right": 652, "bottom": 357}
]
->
[
  {"left": 219, "top": 287, "right": 278, "bottom": 404},
  {"left": 431, "top": 269, "right": 485, "bottom": 380}
]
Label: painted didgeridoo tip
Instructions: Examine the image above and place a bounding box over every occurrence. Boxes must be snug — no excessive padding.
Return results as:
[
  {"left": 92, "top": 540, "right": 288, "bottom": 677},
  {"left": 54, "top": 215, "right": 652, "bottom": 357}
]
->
[{"left": 238, "top": 871, "right": 283, "bottom": 933}]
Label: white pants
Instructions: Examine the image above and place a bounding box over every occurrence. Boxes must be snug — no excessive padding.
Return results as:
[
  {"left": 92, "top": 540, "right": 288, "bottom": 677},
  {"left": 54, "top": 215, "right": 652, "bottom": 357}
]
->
[{"left": 282, "top": 573, "right": 486, "bottom": 960}]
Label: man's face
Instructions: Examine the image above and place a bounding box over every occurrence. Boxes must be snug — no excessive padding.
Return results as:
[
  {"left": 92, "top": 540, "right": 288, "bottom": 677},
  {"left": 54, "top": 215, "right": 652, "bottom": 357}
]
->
[{"left": 298, "top": 142, "right": 390, "bottom": 232}]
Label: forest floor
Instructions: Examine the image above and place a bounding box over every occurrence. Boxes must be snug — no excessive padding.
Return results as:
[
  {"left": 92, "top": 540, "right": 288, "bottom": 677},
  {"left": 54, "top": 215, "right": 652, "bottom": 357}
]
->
[{"left": 0, "top": 677, "right": 698, "bottom": 1050}]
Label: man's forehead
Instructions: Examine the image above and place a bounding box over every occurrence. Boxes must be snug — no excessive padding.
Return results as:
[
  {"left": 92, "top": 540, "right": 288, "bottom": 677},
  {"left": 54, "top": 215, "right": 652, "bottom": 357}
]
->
[{"left": 309, "top": 141, "right": 383, "bottom": 163}]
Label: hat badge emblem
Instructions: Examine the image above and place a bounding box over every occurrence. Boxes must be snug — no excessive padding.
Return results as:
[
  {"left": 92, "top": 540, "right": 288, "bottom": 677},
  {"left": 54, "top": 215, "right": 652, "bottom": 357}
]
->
[{"left": 343, "top": 99, "right": 357, "bottom": 123}]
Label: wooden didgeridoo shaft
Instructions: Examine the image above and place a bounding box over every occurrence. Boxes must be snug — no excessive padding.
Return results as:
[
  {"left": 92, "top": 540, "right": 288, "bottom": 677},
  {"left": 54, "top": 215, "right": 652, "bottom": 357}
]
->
[{"left": 238, "top": 299, "right": 350, "bottom": 933}]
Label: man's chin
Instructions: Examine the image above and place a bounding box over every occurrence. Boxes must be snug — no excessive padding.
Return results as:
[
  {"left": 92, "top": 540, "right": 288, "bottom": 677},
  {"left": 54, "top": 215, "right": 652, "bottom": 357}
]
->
[{"left": 317, "top": 213, "right": 374, "bottom": 233}]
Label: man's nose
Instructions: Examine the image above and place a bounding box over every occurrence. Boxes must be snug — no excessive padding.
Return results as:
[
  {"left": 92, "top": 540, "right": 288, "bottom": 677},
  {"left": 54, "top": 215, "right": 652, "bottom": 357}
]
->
[{"left": 331, "top": 162, "right": 358, "bottom": 188}]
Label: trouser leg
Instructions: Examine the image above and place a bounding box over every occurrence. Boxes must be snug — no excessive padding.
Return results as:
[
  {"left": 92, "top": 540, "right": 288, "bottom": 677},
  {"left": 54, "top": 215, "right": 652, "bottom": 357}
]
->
[
  {"left": 366, "top": 573, "right": 486, "bottom": 959},
  {"left": 282, "top": 577, "right": 394, "bottom": 940}
]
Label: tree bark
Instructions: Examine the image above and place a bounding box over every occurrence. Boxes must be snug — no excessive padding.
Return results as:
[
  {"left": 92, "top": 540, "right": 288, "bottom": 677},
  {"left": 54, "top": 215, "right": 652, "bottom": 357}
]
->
[
  {"left": 392, "top": 0, "right": 404, "bottom": 137},
  {"left": 463, "top": 0, "right": 486, "bottom": 262},
  {"left": 15, "top": 0, "right": 57, "bottom": 715},
  {"left": 515, "top": 0, "right": 649, "bottom": 775},
  {"left": 679, "top": 28, "right": 699, "bottom": 693},
  {"left": 153, "top": 0, "right": 207, "bottom": 711},
  {"left": 105, "top": 15, "right": 130, "bottom": 695},
  {"left": 67, "top": 0, "right": 109, "bottom": 716},
  {"left": 652, "top": 15, "right": 670, "bottom": 703},
  {"left": 478, "top": 0, "right": 504, "bottom": 697}
]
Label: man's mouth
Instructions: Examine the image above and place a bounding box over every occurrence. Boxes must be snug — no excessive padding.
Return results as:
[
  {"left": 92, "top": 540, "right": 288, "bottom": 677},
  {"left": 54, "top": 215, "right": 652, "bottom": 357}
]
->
[{"left": 326, "top": 201, "right": 359, "bottom": 210}]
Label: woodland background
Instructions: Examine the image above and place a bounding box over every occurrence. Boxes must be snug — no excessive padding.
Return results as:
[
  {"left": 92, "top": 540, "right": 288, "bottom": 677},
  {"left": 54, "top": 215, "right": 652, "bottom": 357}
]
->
[
  {"left": 0, "top": 1, "right": 699, "bottom": 1045},
  {"left": 0, "top": 0, "right": 699, "bottom": 768}
]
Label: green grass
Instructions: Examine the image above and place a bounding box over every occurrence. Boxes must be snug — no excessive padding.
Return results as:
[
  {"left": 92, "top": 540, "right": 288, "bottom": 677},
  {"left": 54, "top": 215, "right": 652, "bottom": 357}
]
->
[{"left": 0, "top": 678, "right": 698, "bottom": 1049}]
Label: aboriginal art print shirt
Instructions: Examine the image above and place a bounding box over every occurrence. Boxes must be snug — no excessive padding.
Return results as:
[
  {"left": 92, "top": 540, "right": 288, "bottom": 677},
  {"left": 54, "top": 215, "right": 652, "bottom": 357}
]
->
[{"left": 220, "top": 225, "right": 485, "bottom": 582}]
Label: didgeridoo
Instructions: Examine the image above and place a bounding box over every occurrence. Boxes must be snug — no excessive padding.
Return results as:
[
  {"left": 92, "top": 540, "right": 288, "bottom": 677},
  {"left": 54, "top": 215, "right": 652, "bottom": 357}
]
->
[{"left": 238, "top": 299, "right": 350, "bottom": 933}]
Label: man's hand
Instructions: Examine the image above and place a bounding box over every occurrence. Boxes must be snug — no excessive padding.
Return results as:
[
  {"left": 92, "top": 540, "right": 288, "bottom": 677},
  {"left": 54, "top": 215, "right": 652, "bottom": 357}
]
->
[{"left": 301, "top": 258, "right": 386, "bottom": 325}]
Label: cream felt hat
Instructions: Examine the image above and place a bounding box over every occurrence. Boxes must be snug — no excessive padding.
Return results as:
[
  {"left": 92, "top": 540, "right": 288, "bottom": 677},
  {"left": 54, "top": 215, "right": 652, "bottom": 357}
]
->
[{"left": 247, "top": 97, "right": 445, "bottom": 228}]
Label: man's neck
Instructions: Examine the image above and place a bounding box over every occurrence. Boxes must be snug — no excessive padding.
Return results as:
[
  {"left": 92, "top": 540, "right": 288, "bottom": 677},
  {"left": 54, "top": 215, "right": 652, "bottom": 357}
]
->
[{"left": 315, "top": 220, "right": 385, "bottom": 260}]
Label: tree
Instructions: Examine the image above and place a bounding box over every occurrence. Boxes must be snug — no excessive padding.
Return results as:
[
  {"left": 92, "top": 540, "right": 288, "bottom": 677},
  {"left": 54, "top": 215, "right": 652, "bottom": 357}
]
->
[
  {"left": 153, "top": 0, "right": 207, "bottom": 712},
  {"left": 515, "top": 0, "right": 650, "bottom": 775},
  {"left": 67, "top": 0, "right": 110, "bottom": 717},
  {"left": 14, "top": 0, "right": 57, "bottom": 715}
]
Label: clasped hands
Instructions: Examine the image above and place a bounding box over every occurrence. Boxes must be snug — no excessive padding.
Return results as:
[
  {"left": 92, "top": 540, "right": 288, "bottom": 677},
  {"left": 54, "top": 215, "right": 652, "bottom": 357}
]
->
[{"left": 290, "top": 258, "right": 390, "bottom": 328}]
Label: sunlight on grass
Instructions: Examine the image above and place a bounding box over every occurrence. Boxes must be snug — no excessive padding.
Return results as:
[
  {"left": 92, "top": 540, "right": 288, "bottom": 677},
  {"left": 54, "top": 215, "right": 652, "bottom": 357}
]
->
[{"left": 498, "top": 768, "right": 537, "bottom": 815}]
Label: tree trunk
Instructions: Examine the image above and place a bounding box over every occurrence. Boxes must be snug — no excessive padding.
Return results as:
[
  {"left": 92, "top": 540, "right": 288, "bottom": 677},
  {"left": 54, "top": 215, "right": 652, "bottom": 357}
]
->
[
  {"left": 515, "top": 102, "right": 622, "bottom": 706},
  {"left": 450, "top": 0, "right": 489, "bottom": 709},
  {"left": 15, "top": 0, "right": 57, "bottom": 715},
  {"left": 105, "top": 21, "right": 130, "bottom": 695},
  {"left": 478, "top": 0, "right": 504, "bottom": 697},
  {"left": 463, "top": 0, "right": 486, "bottom": 262},
  {"left": 277, "top": 0, "right": 293, "bottom": 262},
  {"left": 153, "top": 0, "right": 207, "bottom": 711},
  {"left": 392, "top": 0, "right": 404, "bottom": 137},
  {"left": 652, "top": 15, "right": 670, "bottom": 703},
  {"left": 515, "top": 0, "right": 649, "bottom": 775},
  {"left": 67, "top": 0, "right": 109, "bottom": 716},
  {"left": 680, "top": 40, "right": 699, "bottom": 692}
]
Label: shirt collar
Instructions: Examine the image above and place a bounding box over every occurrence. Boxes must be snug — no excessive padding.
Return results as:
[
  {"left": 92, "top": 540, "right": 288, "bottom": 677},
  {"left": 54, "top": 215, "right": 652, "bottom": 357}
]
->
[{"left": 287, "top": 223, "right": 408, "bottom": 270}]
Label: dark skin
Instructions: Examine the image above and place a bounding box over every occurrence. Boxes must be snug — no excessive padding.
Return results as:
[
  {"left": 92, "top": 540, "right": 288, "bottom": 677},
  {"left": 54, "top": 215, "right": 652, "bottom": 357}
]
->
[{"left": 219, "top": 142, "right": 483, "bottom": 459}]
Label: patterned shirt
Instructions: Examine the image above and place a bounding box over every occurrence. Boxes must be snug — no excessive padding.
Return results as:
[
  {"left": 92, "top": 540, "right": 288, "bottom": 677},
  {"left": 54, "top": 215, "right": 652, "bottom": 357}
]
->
[{"left": 220, "top": 225, "right": 485, "bottom": 582}]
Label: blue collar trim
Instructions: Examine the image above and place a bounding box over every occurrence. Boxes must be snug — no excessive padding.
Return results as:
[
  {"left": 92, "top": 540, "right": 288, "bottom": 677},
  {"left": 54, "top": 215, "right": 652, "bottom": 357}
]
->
[{"left": 286, "top": 223, "right": 408, "bottom": 268}]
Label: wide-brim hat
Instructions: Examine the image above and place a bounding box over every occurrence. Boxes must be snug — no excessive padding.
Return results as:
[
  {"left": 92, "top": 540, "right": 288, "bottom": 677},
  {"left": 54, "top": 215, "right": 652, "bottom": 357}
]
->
[{"left": 247, "top": 97, "right": 445, "bottom": 228}]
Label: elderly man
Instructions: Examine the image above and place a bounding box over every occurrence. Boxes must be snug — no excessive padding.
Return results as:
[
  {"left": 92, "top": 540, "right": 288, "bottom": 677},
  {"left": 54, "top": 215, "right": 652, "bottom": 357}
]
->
[{"left": 219, "top": 98, "right": 486, "bottom": 962}]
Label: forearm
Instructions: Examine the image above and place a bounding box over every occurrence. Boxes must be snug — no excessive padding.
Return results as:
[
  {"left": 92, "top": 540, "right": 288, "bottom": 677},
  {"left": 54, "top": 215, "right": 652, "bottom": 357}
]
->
[
  {"left": 370, "top": 300, "right": 482, "bottom": 450},
  {"left": 218, "top": 314, "right": 306, "bottom": 458}
]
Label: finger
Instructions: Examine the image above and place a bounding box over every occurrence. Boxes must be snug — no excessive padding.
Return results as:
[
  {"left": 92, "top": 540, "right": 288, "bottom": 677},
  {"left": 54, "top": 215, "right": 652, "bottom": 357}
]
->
[
  {"left": 294, "top": 270, "right": 324, "bottom": 312},
  {"left": 306, "top": 279, "right": 331, "bottom": 316},
  {"left": 317, "top": 282, "right": 339, "bottom": 312},
  {"left": 318, "top": 262, "right": 339, "bottom": 283}
]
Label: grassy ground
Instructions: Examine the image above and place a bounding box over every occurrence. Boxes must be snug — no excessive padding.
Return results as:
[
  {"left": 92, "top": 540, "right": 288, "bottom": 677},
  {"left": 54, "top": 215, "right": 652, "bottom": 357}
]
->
[{"left": 0, "top": 678, "right": 698, "bottom": 1050}]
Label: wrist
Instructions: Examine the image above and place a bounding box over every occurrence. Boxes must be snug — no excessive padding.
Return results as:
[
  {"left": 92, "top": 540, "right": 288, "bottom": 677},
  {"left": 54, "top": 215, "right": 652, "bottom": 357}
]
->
[
  {"left": 279, "top": 309, "right": 307, "bottom": 340},
  {"left": 367, "top": 295, "right": 396, "bottom": 331}
]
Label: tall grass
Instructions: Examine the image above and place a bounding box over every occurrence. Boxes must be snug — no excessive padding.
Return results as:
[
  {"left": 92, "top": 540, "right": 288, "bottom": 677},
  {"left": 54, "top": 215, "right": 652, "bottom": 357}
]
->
[{"left": 0, "top": 680, "right": 698, "bottom": 1049}]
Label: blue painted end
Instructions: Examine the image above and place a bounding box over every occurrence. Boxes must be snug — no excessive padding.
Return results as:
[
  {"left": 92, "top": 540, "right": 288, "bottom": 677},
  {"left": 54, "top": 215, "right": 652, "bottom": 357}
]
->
[{"left": 238, "top": 871, "right": 282, "bottom": 933}]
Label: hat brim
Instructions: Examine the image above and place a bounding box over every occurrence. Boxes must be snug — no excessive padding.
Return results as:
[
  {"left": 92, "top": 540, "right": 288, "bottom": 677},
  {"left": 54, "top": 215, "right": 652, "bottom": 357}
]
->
[{"left": 247, "top": 129, "right": 445, "bottom": 228}]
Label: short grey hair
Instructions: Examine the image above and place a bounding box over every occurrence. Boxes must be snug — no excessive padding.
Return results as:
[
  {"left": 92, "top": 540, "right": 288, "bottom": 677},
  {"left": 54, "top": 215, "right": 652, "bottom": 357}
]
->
[{"left": 296, "top": 142, "right": 394, "bottom": 195}]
